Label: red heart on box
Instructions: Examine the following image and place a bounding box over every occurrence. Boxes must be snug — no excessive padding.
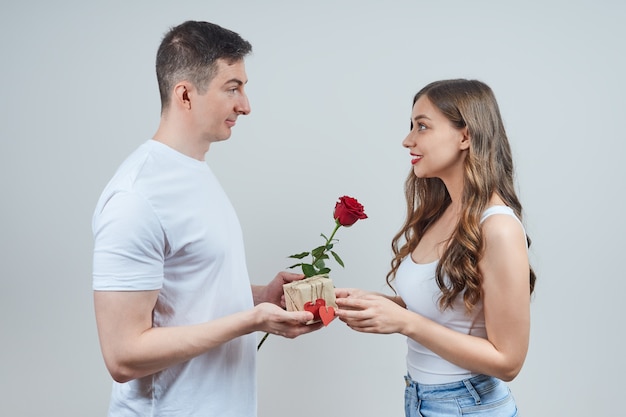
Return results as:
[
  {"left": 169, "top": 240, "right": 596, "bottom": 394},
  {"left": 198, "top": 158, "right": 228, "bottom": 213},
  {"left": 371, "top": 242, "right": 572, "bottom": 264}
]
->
[
  {"left": 304, "top": 298, "right": 326, "bottom": 321},
  {"left": 319, "top": 305, "right": 336, "bottom": 326}
]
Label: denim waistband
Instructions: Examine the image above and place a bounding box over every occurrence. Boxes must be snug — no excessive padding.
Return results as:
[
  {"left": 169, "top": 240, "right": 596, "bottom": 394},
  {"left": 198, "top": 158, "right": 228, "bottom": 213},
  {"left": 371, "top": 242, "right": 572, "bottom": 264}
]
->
[{"left": 404, "top": 373, "right": 499, "bottom": 404}]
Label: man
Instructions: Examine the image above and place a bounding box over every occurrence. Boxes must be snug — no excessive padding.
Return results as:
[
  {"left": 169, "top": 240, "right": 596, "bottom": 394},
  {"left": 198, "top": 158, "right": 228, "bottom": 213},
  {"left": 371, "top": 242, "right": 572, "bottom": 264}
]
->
[{"left": 92, "top": 21, "right": 320, "bottom": 416}]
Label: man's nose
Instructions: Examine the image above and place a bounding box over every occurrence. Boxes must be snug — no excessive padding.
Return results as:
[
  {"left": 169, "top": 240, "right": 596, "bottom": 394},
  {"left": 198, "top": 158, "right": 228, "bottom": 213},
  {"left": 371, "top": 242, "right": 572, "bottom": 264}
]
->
[{"left": 237, "top": 94, "right": 251, "bottom": 115}]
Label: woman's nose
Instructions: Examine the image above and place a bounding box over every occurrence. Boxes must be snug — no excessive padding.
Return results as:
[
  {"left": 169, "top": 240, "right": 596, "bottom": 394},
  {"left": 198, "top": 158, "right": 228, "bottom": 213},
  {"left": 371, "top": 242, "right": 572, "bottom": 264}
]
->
[{"left": 402, "top": 133, "right": 413, "bottom": 148}]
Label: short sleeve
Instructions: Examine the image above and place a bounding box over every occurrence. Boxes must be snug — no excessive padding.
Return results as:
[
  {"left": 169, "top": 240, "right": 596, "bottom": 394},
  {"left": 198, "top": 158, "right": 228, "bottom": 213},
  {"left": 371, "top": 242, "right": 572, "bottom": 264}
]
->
[{"left": 92, "top": 191, "right": 165, "bottom": 291}]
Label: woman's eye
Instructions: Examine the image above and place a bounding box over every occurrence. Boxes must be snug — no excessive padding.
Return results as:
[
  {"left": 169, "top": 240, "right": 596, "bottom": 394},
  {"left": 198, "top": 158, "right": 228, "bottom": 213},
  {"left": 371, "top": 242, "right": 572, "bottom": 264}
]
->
[{"left": 417, "top": 123, "right": 426, "bottom": 131}]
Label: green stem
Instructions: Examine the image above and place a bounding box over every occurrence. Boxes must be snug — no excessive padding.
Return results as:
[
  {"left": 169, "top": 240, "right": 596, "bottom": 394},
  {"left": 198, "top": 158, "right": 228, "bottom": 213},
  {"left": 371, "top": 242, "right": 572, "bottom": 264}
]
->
[
  {"left": 310, "top": 220, "right": 341, "bottom": 273},
  {"left": 257, "top": 332, "right": 269, "bottom": 350},
  {"left": 326, "top": 219, "right": 341, "bottom": 245}
]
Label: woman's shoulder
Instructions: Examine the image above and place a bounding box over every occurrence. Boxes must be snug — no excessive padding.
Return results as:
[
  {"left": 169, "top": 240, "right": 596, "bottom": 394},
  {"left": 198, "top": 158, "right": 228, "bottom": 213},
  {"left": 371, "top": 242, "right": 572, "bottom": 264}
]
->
[
  {"left": 480, "top": 205, "right": 518, "bottom": 222},
  {"left": 480, "top": 206, "right": 527, "bottom": 248}
]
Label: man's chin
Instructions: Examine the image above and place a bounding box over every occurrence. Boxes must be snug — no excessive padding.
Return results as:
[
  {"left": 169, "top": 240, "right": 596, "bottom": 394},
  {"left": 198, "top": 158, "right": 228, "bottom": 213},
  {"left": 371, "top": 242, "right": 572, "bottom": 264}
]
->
[{"left": 209, "top": 132, "right": 232, "bottom": 144}]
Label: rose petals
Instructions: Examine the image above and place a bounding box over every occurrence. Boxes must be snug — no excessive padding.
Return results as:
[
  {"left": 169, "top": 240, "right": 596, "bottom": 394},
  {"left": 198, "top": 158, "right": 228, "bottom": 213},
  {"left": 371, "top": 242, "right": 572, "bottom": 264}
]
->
[{"left": 333, "top": 196, "right": 368, "bottom": 227}]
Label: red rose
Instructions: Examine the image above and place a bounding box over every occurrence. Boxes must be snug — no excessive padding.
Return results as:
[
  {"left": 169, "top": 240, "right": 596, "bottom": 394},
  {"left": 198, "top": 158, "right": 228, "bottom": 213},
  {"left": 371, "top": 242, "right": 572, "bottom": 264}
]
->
[
  {"left": 333, "top": 196, "right": 368, "bottom": 227},
  {"left": 262, "top": 195, "right": 368, "bottom": 349}
]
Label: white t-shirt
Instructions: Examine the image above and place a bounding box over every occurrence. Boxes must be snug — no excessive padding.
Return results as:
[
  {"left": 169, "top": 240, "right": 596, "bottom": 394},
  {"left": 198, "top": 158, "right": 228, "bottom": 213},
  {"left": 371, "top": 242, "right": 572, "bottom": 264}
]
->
[
  {"left": 395, "top": 205, "right": 525, "bottom": 384},
  {"left": 92, "top": 140, "right": 256, "bottom": 416}
]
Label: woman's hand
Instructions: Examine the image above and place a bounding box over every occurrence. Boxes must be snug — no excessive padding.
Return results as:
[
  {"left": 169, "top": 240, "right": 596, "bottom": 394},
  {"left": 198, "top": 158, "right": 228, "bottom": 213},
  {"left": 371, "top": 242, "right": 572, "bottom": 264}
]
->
[
  {"left": 336, "top": 293, "right": 409, "bottom": 335},
  {"left": 334, "top": 287, "right": 371, "bottom": 300}
]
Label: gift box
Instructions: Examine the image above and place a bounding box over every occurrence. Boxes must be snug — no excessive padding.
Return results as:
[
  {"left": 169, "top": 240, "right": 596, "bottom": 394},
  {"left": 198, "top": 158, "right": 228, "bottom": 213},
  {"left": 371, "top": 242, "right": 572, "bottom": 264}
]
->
[{"left": 283, "top": 275, "right": 337, "bottom": 325}]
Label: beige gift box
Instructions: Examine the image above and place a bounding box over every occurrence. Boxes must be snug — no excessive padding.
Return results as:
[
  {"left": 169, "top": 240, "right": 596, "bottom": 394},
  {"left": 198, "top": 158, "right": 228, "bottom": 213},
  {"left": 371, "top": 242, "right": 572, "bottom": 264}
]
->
[{"left": 283, "top": 275, "right": 337, "bottom": 324}]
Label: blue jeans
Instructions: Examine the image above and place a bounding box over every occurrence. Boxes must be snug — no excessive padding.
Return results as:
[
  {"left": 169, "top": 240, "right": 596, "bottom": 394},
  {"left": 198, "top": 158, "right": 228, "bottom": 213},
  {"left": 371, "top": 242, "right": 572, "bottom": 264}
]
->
[{"left": 404, "top": 374, "right": 518, "bottom": 416}]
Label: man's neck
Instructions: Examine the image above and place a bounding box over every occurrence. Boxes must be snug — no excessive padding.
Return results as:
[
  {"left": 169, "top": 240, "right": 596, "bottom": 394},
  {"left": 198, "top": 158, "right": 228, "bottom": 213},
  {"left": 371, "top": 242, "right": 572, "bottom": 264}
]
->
[{"left": 153, "top": 120, "right": 209, "bottom": 161}]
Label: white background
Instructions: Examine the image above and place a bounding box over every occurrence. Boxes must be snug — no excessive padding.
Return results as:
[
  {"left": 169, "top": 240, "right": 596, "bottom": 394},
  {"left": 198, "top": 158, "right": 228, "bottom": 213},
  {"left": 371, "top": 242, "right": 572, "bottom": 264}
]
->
[{"left": 1, "top": 1, "right": 625, "bottom": 416}]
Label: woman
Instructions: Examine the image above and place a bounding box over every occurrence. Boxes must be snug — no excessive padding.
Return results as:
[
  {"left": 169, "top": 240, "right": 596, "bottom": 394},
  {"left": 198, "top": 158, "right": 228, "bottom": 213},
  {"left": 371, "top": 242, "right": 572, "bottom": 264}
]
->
[{"left": 336, "top": 79, "right": 535, "bottom": 416}]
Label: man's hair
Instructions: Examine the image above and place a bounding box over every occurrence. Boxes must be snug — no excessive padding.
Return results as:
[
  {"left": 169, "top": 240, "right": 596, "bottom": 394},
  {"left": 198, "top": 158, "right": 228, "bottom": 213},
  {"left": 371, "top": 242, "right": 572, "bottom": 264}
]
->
[{"left": 155, "top": 20, "right": 252, "bottom": 112}]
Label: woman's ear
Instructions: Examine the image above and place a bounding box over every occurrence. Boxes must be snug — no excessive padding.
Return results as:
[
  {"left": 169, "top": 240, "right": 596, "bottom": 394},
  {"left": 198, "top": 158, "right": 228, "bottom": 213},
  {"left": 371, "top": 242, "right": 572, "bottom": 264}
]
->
[{"left": 459, "top": 127, "right": 470, "bottom": 151}]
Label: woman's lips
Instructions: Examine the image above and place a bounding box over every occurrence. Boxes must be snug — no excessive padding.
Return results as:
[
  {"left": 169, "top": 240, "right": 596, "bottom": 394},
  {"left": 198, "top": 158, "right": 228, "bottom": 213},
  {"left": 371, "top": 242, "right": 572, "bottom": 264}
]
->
[{"left": 411, "top": 155, "right": 422, "bottom": 165}]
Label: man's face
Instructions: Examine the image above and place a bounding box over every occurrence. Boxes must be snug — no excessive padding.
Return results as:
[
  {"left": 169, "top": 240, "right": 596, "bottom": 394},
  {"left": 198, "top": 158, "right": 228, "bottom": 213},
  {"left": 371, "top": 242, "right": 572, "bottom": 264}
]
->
[{"left": 191, "top": 58, "right": 250, "bottom": 143}]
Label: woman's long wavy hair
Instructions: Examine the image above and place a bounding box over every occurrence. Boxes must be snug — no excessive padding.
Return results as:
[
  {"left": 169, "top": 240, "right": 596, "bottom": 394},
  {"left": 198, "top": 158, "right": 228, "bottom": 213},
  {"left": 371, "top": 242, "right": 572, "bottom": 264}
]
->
[{"left": 387, "top": 79, "right": 536, "bottom": 313}]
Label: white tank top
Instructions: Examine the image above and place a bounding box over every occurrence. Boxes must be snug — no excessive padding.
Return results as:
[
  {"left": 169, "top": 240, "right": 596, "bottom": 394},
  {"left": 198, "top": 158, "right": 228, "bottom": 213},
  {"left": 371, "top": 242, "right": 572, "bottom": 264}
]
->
[{"left": 394, "top": 206, "right": 525, "bottom": 384}]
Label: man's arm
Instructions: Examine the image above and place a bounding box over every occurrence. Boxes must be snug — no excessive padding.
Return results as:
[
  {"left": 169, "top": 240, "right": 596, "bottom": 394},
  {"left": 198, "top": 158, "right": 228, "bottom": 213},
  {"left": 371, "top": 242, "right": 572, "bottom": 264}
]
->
[{"left": 94, "top": 288, "right": 316, "bottom": 383}]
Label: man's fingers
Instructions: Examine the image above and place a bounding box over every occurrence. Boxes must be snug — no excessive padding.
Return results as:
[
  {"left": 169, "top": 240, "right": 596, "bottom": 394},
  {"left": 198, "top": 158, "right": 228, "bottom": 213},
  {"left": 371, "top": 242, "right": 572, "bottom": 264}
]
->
[
  {"left": 278, "top": 271, "right": 306, "bottom": 283},
  {"left": 290, "top": 311, "right": 314, "bottom": 324}
]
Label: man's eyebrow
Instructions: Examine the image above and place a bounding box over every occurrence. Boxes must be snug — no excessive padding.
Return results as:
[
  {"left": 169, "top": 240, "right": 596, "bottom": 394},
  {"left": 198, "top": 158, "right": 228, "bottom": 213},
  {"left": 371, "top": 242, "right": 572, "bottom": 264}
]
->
[{"left": 225, "top": 78, "right": 247, "bottom": 85}]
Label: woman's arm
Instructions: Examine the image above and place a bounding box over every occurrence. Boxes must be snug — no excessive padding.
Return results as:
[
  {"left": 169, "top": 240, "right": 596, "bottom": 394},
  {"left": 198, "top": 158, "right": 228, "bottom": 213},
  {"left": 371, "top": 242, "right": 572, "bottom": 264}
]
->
[
  {"left": 337, "top": 214, "right": 530, "bottom": 381},
  {"left": 335, "top": 287, "right": 406, "bottom": 308}
]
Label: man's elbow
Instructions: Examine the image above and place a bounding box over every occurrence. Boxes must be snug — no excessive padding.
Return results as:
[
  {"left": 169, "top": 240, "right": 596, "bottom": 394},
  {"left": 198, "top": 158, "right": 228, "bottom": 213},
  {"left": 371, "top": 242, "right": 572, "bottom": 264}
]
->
[
  {"left": 103, "top": 355, "right": 142, "bottom": 383},
  {"left": 106, "top": 362, "right": 135, "bottom": 383}
]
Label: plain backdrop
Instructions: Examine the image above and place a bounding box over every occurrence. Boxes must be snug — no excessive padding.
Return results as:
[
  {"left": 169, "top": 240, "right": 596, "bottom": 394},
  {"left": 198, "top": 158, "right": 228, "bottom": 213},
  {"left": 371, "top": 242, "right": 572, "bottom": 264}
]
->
[{"left": 1, "top": 1, "right": 625, "bottom": 416}]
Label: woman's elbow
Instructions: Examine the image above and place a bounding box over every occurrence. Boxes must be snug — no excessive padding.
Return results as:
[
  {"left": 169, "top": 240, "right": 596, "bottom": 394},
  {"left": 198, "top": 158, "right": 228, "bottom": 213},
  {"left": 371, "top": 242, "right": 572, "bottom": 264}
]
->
[
  {"left": 494, "top": 359, "right": 525, "bottom": 382},
  {"left": 498, "top": 369, "right": 520, "bottom": 382}
]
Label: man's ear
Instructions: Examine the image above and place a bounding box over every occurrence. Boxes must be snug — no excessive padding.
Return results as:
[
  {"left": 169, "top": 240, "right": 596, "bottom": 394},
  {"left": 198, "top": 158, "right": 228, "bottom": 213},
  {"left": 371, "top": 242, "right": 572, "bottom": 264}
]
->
[
  {"left": 459, "top": 127, "right": 470, "bottom": 151},
  {"left": 173, "top": 82, "right": 192, "bottom": 110}
]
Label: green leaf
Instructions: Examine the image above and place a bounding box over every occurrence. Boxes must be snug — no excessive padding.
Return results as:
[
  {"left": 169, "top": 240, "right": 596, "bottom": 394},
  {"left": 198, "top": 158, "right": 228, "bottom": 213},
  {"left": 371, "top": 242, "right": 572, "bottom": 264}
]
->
[
  {"left": 320, "top": 233, "right": 329, "bottom": 241},
  {"left": 287, "top": 263, "right": 302, "bottom": 269},
  {"left": 318, "top": 267, "right": 331, "bottom": 275},
  {"left": 302, "top": 264, "right": 317, "bottom": 277},
  {"left": 326, "top": 243, "right": 334, "bottom": 250},
  {"left": 313, "top": 259, "right": 326, "bottom": 269},
  {"left": 311, "top": 246, "right": 326, "bottom": 258},
  {"left": 288, "top": 252, "right": 310, "bottom": 259},
  {"left": 330, "top": 251, "right": 344, "bottom": 267}
]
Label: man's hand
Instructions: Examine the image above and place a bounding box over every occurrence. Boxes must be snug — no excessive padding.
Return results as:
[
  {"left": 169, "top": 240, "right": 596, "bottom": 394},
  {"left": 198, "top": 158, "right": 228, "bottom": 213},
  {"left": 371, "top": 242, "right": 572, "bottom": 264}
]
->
[
  {"left": 254, "top": 302, "right": 323, "bottom": 338},
  {"left": 253, "top": 271, "right": 306, "bottom": 307}
]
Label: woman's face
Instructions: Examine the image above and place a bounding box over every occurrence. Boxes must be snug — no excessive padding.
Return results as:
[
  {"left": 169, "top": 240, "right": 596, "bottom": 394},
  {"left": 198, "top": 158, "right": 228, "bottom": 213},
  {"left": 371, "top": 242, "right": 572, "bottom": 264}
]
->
[{"left": 402, "top": 95, "right": 469, "bottom": 181}]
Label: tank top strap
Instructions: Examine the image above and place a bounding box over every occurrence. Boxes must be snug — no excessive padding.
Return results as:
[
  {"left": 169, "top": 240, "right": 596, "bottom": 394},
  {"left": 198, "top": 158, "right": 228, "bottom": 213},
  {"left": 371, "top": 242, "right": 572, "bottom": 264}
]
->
[
  {"left": 480, "top": 205, "right": 528, "bottom": 248},
  {"left": 480, "top": 205, "right": 519, "bottom": 224}
]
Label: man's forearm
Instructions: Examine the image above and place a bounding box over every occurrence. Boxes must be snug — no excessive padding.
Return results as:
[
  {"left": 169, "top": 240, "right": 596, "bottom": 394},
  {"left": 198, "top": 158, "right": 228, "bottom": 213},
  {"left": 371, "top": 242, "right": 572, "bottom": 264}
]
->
[{"left": 251, "top": 284, "right": 267, "bottom": 305}]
